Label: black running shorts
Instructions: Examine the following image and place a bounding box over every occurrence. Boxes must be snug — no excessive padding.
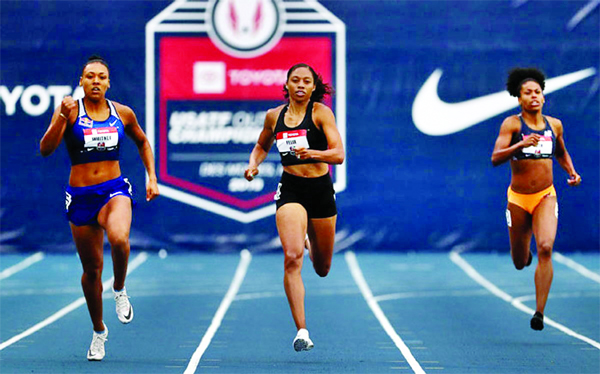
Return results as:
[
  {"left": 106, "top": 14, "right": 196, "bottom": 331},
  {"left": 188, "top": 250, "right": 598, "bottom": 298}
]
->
[{"left": 274, "top": 171, "right": 337, "bottom": 219}]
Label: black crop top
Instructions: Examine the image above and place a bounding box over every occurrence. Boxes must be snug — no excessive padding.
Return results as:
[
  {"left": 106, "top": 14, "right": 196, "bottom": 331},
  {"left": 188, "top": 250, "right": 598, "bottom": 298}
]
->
[
  {"left": 273, "top": 101, "right": 328, "bottom": 166},
  {"left": 510, "top": 115, "right": 555, "bottom": 160}
]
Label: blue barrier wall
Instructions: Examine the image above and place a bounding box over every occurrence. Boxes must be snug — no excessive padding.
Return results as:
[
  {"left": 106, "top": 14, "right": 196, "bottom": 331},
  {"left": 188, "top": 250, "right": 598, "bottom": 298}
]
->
[{"left": 1, "top": 0, "right": 598, "bottom": 253}]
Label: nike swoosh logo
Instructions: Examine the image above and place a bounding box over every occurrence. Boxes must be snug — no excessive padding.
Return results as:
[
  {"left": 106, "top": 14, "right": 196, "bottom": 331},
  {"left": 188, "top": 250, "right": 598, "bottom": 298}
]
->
[
  {"left": 124, "top": 305, "right": 132, "bottom": 320},
  {"left": 109, "top": 192, "right": 122, "bottom": 198},
  {"left": 412, "top": 67, "right": 596, "bottom": 136},
  {"left": 88, "top": 351, "right": 100, "bottom": 358},
  {"left": 110, "top": 120, "right": 117, "bottom": 126}
]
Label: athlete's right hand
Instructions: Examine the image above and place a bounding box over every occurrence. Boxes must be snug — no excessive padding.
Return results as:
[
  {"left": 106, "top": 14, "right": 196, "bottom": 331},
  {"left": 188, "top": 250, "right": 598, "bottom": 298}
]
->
[
  {"left": 60, "top": 96, "right": 77, "bottom": 119},
  {"left": 521, "top": 134, "right": 540, "bottom": 148},
  {"left": 244, "top": 167, "right": 258, "bottom": 181}
]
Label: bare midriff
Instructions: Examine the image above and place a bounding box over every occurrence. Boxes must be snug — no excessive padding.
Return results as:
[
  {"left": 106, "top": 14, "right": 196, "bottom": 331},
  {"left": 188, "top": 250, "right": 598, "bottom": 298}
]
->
[
  {"left": 510, "top": 158, "right": 553, "bottom": 194},
  {"left": 283, "top": 162, "right": 329, "bottom": 178},
  {"left": 69, "top": 160, "right": 121, "bottom": 187}
]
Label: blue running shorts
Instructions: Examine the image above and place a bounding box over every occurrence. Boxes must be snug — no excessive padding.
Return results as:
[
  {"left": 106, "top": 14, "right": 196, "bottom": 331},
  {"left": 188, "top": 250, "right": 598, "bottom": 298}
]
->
[{"left": 65, "top": 176, "right": 134, "bottom": 226}]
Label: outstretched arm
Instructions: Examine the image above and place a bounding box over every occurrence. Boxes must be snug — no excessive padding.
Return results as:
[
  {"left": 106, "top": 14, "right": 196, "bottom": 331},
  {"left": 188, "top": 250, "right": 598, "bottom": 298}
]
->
[
  {"left": 552, "top": 119, "right": 581, "bottom": 186},
  {"left": 245, "top": 109, "right": 276, "bottom": 181},
  {"left": 119, "top": 103, "right": 160, "bottom": 201}
]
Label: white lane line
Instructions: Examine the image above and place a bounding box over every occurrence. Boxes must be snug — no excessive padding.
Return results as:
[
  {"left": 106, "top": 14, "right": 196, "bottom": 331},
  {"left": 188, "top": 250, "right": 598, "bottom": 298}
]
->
[
  {"left": 374, "top": 289, "right": 490, "bottom": 302},
  {"left": 234, "top": 290, "right": 284, "bottom": 301},
  {"left": 345, "top": 251, "right": 426, "bottom": 374},
  {"left": 0, "top": 252, "right": 148, "bottom": 351},
  {"left": 553, "top": 252, "right": 600, "bottom": 284},
  {"left": 184, "top": 250, "right": 252, "bottom": 374},
  {"left": 449, "top": 251, "right": 513, "bottom": 302},
  {"left": 0, "top": 252, "right": 44, "bottom": 280},
  {"left": 514, "top": 290, "right": 600, "bottom": 303},
  {"left": 450, "top": 249, "right": 600, "bottom": 350}
]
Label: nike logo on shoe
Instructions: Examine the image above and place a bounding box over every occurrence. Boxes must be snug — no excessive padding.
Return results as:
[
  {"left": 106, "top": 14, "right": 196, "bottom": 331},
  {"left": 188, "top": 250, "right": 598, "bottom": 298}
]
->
[
  {"left": 117, "top": 303, "right": 133, "bottom": 324},
  {"left": 87, "top": 351, "right": 103, "bottom": 361},
  {"left": 412, "top": 67, "right": 596, "bottom": 136},
  {"left": 123, "top": 306, "right": 132, "bottom": 321}
]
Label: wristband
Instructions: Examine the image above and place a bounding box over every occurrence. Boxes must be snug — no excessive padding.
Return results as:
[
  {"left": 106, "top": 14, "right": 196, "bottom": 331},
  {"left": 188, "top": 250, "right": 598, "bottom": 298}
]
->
[{"left": 59, "top": 112, "right": 68, "bottom": 120}]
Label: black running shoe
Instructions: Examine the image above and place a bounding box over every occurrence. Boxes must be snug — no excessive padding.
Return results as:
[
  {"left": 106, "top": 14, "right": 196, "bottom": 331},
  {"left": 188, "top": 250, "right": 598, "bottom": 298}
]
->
[
  {"left": 526, "top": 251, "right": 533, "bottom": 267},
  {"left": 530, "top": 311, "right": 544, "bottom": 331}
]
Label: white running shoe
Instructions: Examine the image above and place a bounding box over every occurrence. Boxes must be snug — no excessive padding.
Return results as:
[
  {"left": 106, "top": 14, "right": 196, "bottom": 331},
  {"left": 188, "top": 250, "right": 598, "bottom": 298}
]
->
[
  {"left": 113, "top": 287, "right": 134, "bottom": 324},
  {"left": 293, "top": 328, "right": 314, "bottom": 352},
  {"left": 87, "top": 323, "right": 108, "bottom": 361}
]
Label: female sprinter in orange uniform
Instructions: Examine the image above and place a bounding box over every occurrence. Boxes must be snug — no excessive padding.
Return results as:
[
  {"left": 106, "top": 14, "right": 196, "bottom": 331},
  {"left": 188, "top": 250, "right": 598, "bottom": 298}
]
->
[
  {"left": 244, "top": 63, "right": 344, "bottom": 351},
  {"left": 40, "top": 55, "right": 159, "bottom": 360},
  {"left": 491, "top": 67, "right": 581, "bottom": 330}
]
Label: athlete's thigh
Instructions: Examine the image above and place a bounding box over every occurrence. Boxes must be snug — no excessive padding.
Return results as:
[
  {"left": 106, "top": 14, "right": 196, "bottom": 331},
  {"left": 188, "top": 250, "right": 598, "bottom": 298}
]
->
[
  {"left": 507, "top": 202, "right": 533, "bottom": 255},
  {"left": 276, "top": 203, "right": 308, "bottom": 254},
  {"left": 97, "top": 196, "right": 132, "bottom": 238},
  {"left": 307, "top": 215, "right": 336, "bottom": 261},
  {"left": 70, "top": 223, "right": 104, "bottom": 269},
  {"left": 532, "top": 195, "right": 558, "bottom": 246}
]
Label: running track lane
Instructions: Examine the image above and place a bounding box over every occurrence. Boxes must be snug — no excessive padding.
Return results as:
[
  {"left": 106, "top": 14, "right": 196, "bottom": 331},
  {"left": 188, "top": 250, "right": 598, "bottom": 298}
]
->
[
  {"left": 345, "top": 251, "right": 600, "bottom": 374},
  {"left": 1, "top": 251, "right": 598, "bottom": 373},
  {"left": 184, "top": 252, "right": 427, "bottom": 373}
]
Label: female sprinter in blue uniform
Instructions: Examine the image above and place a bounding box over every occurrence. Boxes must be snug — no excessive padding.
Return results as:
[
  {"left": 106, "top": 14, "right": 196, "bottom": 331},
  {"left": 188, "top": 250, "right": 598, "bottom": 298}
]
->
[
  {"left": 40, "top": 55, "right": 159, "bottom": 360},
  {"left": 244, "top": 63, "right": 344, "bottom": 351},
  {"left": 491, "top": 67, "right": 581, "bottom": 331}
]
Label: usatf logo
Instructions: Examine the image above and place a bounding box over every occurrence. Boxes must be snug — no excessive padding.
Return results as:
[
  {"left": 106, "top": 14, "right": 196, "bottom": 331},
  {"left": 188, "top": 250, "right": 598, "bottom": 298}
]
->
[
  {"left": 207, "top": 0, "right": 284, "bottom": 58},
  {"left": 146, "top": 0, "right": 346, "bottom": 223}
]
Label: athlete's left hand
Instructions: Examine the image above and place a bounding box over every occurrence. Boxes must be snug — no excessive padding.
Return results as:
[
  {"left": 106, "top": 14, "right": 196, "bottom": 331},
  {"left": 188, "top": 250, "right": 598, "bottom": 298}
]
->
[
  {"left": 567, "top": 173, "right": 581, "bottom": 186},
  {"left": 146, "top": 178, "right": 160, "bottom": 201},
  {"left": 294, "top": 147, "right": 311, "bottom": 160}
]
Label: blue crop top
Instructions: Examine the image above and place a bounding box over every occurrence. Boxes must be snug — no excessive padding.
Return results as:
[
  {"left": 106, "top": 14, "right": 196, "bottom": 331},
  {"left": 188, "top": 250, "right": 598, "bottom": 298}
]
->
[
  {"left": 64, "top": 99, "right": 124, "bottom": 165},
  {"left": 273, "top": 101, "right": 328, "bottom": 166},
  {"left": 510, "top": 115, "right": 555, "bottom": 160}
]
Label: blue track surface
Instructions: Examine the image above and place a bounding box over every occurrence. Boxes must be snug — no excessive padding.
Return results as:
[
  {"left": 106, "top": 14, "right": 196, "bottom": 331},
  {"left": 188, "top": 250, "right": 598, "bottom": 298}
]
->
[{"left": 1, "top": 251, "right": 598, "bottom": 373}]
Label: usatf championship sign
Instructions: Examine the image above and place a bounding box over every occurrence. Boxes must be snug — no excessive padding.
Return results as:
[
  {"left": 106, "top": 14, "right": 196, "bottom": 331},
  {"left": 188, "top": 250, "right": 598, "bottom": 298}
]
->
[{"left": 146, "top": 0, "right": 346, "bottom": 222}]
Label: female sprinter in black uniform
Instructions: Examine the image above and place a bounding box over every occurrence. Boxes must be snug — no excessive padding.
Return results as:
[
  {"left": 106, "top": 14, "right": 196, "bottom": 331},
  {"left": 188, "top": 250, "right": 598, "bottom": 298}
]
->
[
  {"left": 244, "top": 63, "right": 344, "bottom": 351},
  {"left": 40, "top": 55, "right": 159, "bottom": 360},
  {"left": 491, "top": 67, "right": 581, "bottom": 330}
]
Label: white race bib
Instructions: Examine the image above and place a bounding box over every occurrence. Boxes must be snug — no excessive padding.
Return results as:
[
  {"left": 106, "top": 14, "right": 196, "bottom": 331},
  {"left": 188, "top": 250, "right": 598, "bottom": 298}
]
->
[
  {"left": 522, "top": 135, "right": 553, "bottom": 156},
  {"left": 276, "top": 130, "right": 309, "bottom": 154},
  {"left": 83, "top": 127, "right": 118, "bottom": 152}
]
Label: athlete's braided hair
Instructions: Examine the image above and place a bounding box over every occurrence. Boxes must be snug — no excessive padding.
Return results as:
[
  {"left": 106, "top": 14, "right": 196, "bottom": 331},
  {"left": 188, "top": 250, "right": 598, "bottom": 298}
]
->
[
  {"left": 81, "top": 54, "right": 110, "bottom": 77},
  {"left": 506, "top": 67, "right": 545, "bottom": 97},
  {"left": 283, "top": 63, "right": 333, "bottom": 102}
]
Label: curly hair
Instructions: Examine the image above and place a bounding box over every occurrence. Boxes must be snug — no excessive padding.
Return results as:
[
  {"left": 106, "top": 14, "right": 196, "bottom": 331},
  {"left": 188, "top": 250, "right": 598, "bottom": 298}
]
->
[
  {"left": 283, "top": 63, "right": 333, "bottom": 102},
  {"left": 506, "top": 67, "right": 545, "bottom": 97},
  {"left": 81, "top": 54, "right": 110, "bottom": 77}
]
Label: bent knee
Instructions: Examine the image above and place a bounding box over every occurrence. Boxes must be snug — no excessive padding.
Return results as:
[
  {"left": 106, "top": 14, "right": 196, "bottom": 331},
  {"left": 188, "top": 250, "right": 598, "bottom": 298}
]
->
[
  {"left": 512, "top": 252, "right": 528, "bottom": 270},
  {"left": 314, "top": 265, "right": 330, "bottom": 277},
  {"left": 312, "top": 251, "right": 332, "bottom": 277}
]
